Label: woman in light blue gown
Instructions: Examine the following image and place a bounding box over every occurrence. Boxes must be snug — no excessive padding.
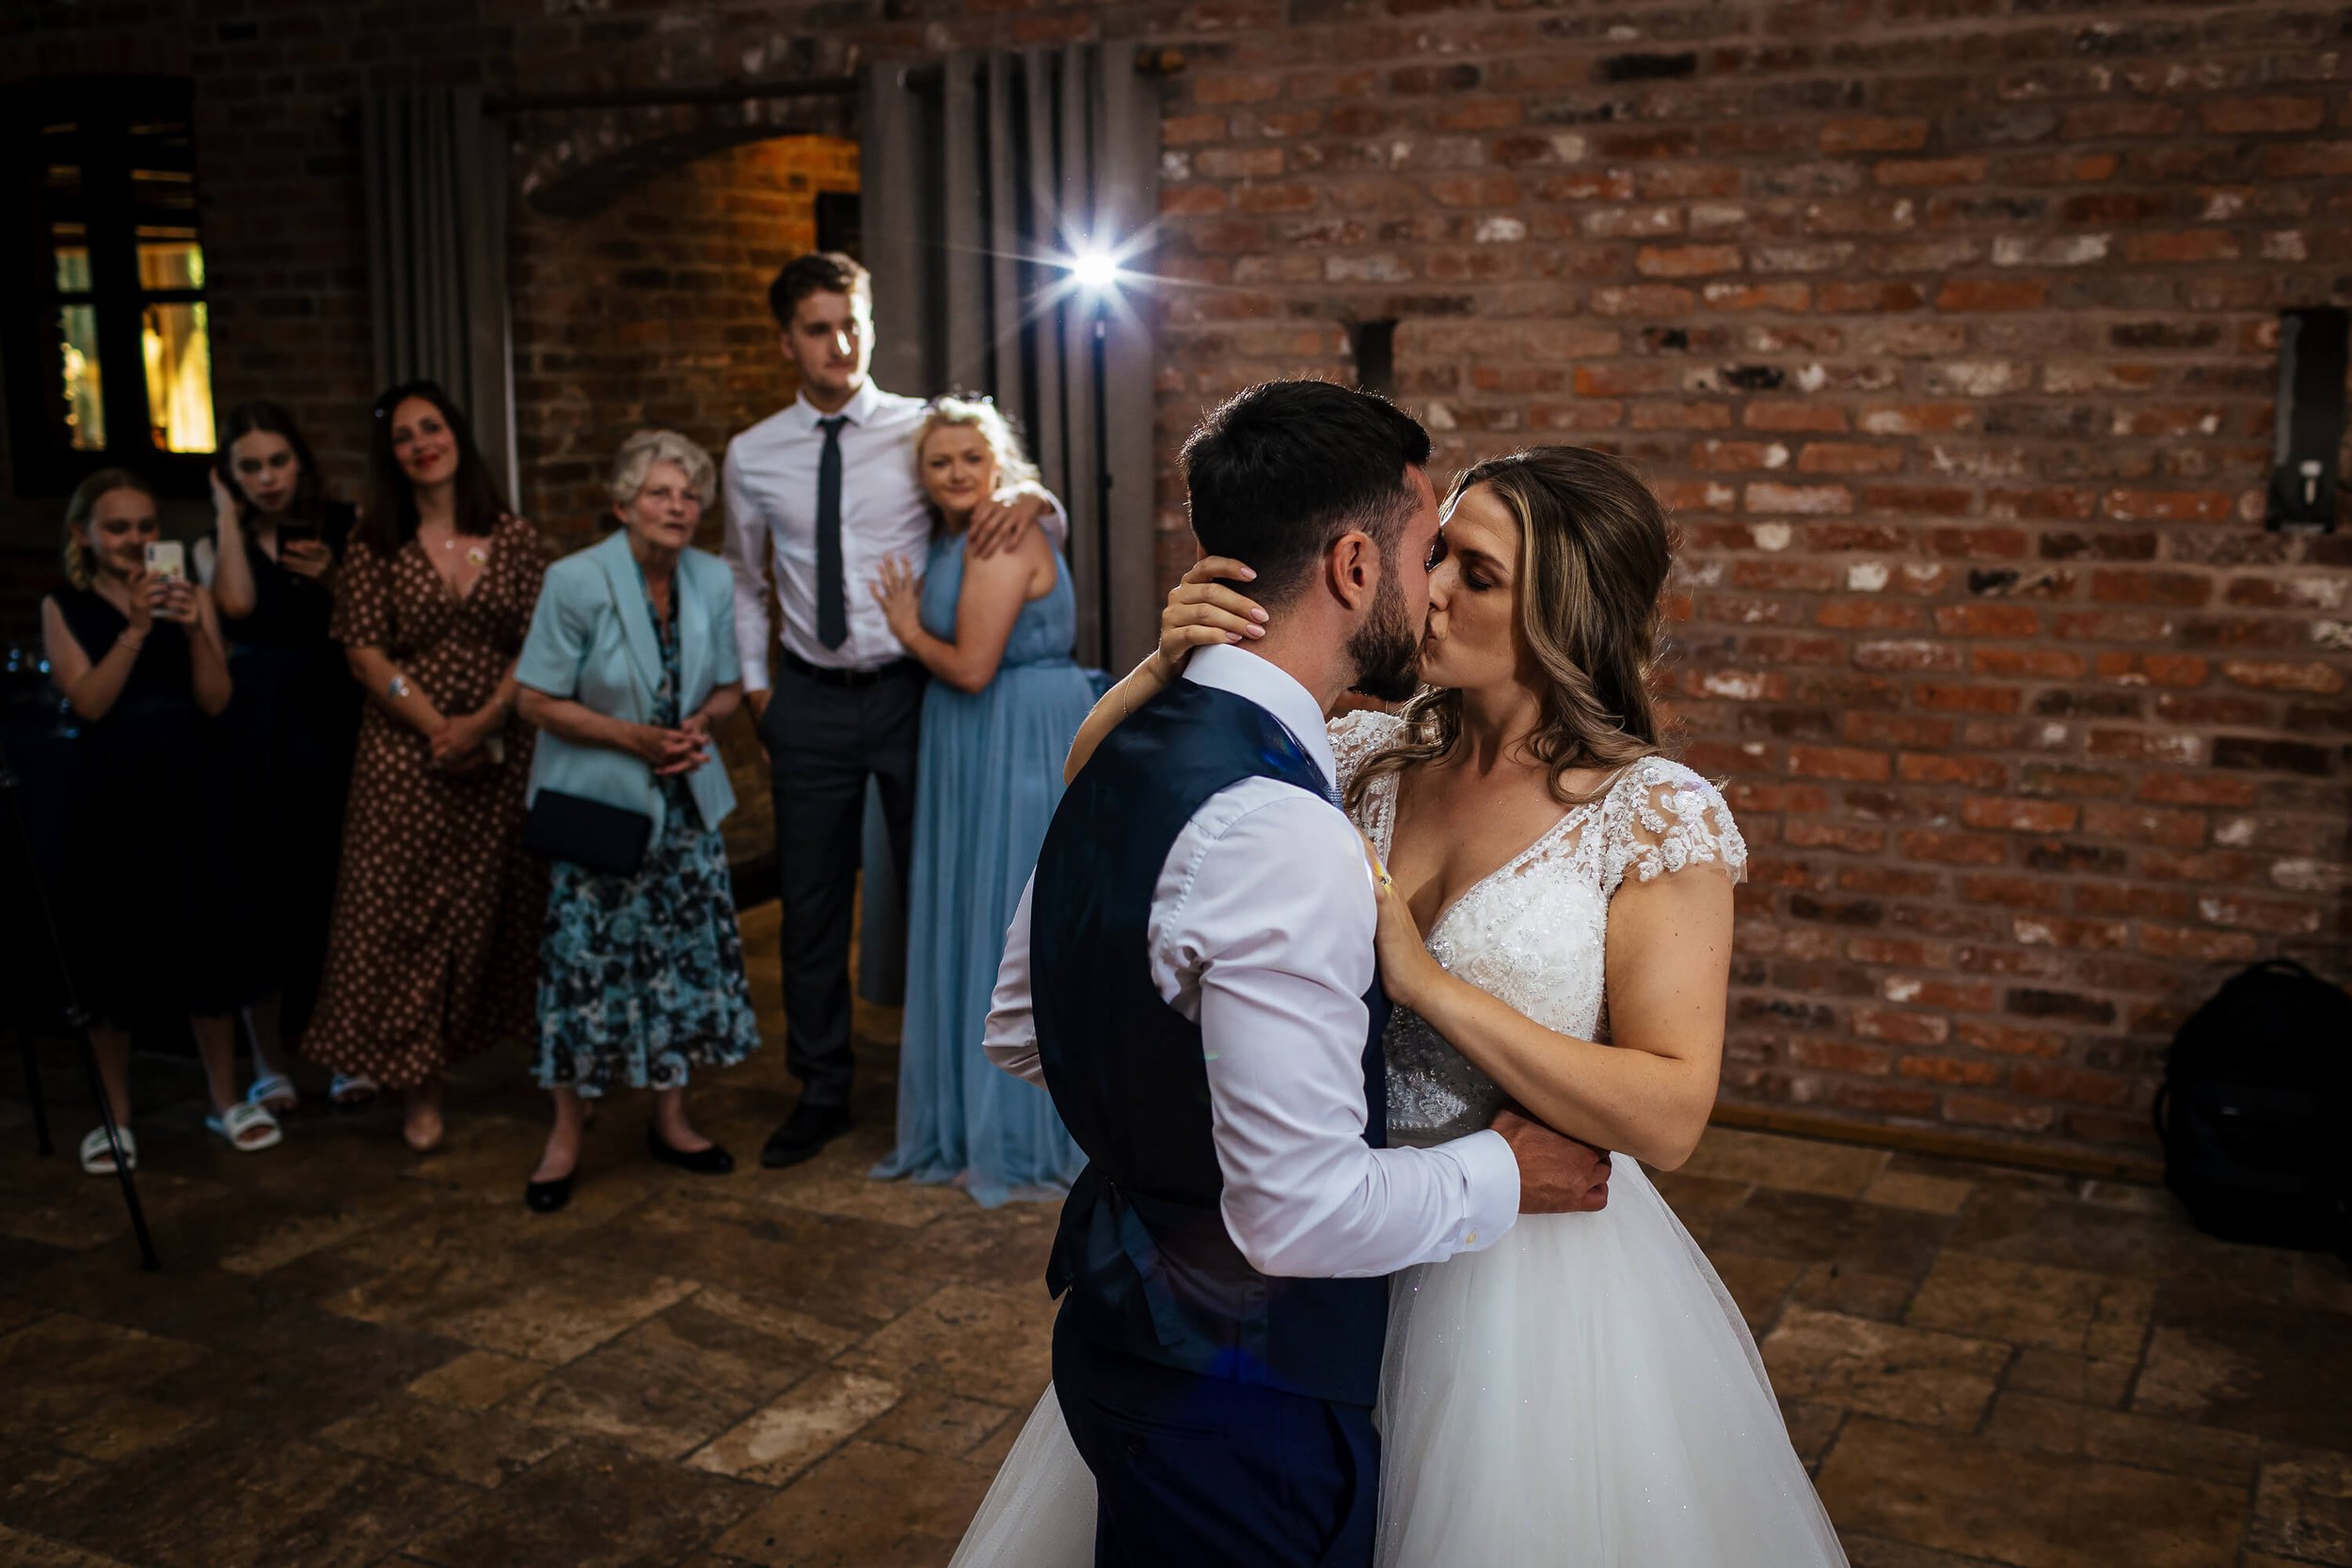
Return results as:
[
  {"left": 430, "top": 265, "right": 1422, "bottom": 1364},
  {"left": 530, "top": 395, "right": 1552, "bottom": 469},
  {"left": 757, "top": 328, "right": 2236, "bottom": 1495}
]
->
[{"left": 867, "top": 397, "right": 1091, "bottom": 1206}]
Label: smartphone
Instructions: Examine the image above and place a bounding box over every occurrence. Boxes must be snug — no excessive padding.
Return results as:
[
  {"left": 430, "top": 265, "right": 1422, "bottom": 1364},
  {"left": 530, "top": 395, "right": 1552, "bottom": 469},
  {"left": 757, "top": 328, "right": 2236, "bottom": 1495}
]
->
[
  {"left": 145, "top": 541, "right": 187, "bottom": 583},
  {"left": 277, "top": 518, "right": 318, "bottom": 549}
]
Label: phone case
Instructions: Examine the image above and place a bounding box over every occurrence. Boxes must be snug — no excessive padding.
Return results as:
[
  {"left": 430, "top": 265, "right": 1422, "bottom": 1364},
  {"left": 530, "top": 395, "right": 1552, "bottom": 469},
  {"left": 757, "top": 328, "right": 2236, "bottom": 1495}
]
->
[{"left": 145, "top": 541, "right": 187, "bottom": 582}]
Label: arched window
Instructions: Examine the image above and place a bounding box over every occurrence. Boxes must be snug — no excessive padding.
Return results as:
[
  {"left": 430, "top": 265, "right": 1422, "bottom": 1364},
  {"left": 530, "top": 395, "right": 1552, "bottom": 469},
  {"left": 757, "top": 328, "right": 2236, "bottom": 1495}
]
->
[{"left": 2, "top": 76, "right": 215, "bottom": 496}]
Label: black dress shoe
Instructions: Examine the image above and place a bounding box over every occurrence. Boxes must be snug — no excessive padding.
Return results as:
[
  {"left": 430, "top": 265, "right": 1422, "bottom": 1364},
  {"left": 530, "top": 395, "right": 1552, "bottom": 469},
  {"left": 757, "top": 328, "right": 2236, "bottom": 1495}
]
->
[
  {"left": 760, "top": 1101, "right": 852, "bottom": 1169},
  {"left": 647, "top": 1126, "right": 735, "bottom": 1175},
  {"left": 524, "top": 1173, "right": 574, "bottom": 1212}
]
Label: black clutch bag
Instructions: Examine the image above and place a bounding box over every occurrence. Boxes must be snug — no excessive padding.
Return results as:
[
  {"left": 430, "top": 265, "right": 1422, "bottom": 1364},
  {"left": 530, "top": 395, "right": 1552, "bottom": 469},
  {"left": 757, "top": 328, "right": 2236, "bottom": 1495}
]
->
[{"left": 522, "top": 789, "right": 653, "bottom": 876}]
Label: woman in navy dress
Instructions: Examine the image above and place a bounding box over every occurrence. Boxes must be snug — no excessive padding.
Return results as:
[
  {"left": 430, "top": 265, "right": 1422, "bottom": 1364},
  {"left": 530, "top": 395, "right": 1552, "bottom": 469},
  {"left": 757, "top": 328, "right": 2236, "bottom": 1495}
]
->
[
  {"left": 868, "top": 397, "right": 1092, "bottom": 1207},
  {"left": 196, "top": 400, "right": 363, "bottom": 1112}
]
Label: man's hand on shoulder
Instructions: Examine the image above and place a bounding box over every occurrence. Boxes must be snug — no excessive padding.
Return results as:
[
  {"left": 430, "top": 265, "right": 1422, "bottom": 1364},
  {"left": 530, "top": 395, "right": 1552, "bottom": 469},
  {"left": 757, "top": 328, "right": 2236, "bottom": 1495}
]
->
[
  {"left": 967, "top": 489, "right": 1046, "bottom": 559},
  {"left": 1493, "top": 1106, "right": 1610, "bottom": 1214}
]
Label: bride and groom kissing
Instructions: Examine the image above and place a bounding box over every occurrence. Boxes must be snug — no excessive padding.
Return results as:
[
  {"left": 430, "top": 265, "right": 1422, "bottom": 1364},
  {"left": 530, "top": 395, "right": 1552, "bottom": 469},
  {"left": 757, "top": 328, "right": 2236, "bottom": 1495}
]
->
[{"left": 956, "top": 379, "right": 1846, "bottom": 1566}]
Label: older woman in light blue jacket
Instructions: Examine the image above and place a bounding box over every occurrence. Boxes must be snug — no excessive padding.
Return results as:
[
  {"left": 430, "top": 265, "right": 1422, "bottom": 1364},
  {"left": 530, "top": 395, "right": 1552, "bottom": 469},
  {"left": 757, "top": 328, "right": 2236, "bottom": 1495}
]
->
[{"left": 514, "top": 429, "right": 761, "bottom": 1212}]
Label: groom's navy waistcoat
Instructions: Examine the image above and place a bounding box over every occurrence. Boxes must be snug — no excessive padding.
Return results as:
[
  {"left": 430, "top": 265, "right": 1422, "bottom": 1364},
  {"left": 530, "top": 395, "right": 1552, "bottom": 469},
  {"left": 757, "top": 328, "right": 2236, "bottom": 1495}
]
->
[{"left": 1032, "top": 678, "right": 1391, "bottom": 1409}]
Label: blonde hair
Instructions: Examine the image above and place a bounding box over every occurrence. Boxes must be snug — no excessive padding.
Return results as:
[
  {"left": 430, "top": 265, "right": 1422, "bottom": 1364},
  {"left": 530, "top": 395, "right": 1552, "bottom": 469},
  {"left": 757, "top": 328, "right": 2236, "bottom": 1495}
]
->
[
  {"left": 1347, "top": 446, "right": 1675, "bottom": 811},
  {"left": 913, "top": 396, "right": 1041, "bottom": 531},
  {"left": 609, "top": 428, "right": 718, "bottom": 515},
  {"left": 61, "top": 468, "right": 156, "bottom": 591}
]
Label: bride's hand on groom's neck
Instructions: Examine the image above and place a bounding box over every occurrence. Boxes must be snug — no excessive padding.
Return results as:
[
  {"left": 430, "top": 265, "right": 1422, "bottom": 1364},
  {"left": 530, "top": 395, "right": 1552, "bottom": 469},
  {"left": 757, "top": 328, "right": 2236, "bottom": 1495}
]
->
[
  {"left": 1155, "top": 555, "right": 1264, "bottom": 681},
  {"left": 1493, "top": 1107, "right": 1611, "bottom": 1214}
]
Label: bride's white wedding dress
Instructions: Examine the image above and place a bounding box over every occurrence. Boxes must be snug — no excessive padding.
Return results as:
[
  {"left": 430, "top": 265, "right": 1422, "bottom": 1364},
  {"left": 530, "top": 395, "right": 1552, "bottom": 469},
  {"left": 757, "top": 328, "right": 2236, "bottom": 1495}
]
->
[{"left": 951, "top": 715, "right": 1848, "bottom": 1566}]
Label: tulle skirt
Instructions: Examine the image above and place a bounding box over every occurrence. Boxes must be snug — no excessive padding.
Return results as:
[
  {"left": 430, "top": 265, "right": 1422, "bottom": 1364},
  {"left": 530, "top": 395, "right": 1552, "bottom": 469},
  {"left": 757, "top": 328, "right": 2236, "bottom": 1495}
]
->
[
  {"left": 949, "top": 1160, "right": 1847, "bottom": 1566},
  {"left": 1372, "top": 1159, "right": 1845, "bottom": 1564}
]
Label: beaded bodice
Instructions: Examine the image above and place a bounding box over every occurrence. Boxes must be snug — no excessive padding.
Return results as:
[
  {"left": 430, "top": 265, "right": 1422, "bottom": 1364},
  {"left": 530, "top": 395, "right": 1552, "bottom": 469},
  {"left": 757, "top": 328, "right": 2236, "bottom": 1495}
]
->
[{"left": 1330, "top": 710, "right": 1748, "bottom": 1148}]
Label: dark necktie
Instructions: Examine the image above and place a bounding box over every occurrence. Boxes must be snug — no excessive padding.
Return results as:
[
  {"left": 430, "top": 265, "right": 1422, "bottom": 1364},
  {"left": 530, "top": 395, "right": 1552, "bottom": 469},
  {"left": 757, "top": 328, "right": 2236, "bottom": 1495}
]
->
[{"left": 815, "top": 414, "right": 848, "bottom": 650}]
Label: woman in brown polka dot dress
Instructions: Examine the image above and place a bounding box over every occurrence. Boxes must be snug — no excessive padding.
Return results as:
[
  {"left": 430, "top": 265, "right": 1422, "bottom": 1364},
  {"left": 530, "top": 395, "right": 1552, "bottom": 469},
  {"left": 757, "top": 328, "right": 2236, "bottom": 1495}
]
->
[{"left": 303, "top": 382, "right": 548, "bottom": 1151}]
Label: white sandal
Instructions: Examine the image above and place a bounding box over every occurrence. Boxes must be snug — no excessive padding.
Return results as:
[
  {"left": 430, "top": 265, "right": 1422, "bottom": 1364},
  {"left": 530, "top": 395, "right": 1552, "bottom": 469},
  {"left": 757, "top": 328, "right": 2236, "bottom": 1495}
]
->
[
  {"left": 79, "top": 1125, "right": 137, "bottom": 1176},
  {"left": 246, "top": 1072, "right": 299, "bottom": 1114},
  {"left": 205, "top": 1101, "right": 283, "bottom": 1153}
]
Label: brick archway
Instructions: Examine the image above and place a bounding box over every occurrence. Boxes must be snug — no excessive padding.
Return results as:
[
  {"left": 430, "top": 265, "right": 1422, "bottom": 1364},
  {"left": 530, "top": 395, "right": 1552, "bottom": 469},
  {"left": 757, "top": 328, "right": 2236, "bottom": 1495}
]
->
[
  {"left": 513, "top": 91, "right": 860, "bottom": 218},
  {"left": 507, "top": 124, "right": 859, "bottom": 525}
]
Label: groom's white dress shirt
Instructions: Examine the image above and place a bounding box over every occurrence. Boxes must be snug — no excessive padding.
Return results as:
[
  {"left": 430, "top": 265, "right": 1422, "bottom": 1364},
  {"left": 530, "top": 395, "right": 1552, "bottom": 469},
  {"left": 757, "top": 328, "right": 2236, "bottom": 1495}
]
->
[
  {"left": 985, "top": 644, "right": 1521, "bottom": 1279},
  {"left": 722, "top": 379, "right": 1067, "bottom": 685}
]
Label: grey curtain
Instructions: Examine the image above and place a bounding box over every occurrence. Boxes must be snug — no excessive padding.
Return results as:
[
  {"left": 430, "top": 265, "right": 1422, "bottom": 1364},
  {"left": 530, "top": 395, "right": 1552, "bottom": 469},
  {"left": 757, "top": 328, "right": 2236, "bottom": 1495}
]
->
[
  {"left": 864, "top": 47, "right": 1160, "bottom": 668},
  {"left": 362, "top": 87, "right": 518, "bottom": 506}
]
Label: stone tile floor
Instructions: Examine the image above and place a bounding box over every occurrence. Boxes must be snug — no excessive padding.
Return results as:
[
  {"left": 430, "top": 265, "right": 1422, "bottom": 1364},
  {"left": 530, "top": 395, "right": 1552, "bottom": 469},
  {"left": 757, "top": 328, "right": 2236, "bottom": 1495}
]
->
[{"left": 3, "top": 905, "right": 2348, "bottom": 1567}]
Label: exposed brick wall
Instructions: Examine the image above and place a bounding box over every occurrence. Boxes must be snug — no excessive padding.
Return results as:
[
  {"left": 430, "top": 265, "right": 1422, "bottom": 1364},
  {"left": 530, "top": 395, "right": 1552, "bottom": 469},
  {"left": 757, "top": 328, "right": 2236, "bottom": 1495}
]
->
[
  {"left": 1143, "top": 2, "right": 2352, "bottom": 1161},
  {"left": 8, "top": 0, "right": 2351, "bottom": 1162}
]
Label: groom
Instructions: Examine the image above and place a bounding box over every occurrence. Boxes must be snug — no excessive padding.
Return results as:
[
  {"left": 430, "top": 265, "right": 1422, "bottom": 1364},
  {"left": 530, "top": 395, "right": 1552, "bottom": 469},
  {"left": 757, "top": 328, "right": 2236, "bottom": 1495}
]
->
[{"left": 984, "top": 380, "right": 1613, "bottom": 1566}]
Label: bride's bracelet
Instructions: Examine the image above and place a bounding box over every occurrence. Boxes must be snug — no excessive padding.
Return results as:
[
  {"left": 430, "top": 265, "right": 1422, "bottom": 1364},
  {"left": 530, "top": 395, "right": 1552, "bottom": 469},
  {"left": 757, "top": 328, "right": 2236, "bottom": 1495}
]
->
[{"left": 1125, "top": 652, "right": 1179, "bottom": 718}]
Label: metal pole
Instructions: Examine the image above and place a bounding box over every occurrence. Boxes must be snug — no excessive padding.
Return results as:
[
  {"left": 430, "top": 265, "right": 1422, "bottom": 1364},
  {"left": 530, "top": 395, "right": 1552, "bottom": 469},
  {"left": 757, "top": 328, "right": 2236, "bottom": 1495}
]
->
[
  {"left": 19, "top": 1027, "right": 51, "bottom": 1156},
  {"left": 0, "top": 742, "right": 157, "bottom": 1270}
]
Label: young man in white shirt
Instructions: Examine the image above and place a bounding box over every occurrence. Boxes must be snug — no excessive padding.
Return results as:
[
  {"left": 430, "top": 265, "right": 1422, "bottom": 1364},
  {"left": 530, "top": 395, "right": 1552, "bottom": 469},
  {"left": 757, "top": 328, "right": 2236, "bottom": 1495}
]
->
[{"left": 723, "top": 252, "right": 1057, "bottom": 1167}]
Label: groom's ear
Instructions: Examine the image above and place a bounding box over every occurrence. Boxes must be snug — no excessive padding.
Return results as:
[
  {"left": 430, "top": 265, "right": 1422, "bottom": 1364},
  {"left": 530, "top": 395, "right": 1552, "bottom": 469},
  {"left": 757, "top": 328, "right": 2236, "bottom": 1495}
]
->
[{"left": 1325, "top": 529, "right": 1379, "bottom": 613}]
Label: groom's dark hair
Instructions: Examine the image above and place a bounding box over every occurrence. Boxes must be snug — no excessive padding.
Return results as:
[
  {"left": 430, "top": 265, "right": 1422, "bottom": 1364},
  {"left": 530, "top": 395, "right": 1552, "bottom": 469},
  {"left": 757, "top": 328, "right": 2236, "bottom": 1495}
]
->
[{"left": 1181, "top": 380, "right": 1432, "bottom": 604}]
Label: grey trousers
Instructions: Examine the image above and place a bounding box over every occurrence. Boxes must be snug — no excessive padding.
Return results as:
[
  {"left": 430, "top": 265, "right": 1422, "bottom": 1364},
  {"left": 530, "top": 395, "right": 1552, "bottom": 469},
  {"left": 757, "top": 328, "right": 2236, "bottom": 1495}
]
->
[{"left": 760, "top": 658, "right": 924, "bottom": 1108}]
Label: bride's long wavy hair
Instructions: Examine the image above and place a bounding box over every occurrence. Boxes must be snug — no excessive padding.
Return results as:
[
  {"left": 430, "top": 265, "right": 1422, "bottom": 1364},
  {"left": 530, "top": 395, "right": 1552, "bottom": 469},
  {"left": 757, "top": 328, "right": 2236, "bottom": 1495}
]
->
[{"left": 1345, "top": 445, "right": 1677, "bottom": 812}]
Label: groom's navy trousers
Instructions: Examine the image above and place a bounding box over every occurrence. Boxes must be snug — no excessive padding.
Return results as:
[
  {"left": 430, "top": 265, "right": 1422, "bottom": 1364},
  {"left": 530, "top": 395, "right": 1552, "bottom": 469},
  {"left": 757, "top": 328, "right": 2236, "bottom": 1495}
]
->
[{"left": 1053, "top": 1309, "right": 1380, "bottom": 1568}]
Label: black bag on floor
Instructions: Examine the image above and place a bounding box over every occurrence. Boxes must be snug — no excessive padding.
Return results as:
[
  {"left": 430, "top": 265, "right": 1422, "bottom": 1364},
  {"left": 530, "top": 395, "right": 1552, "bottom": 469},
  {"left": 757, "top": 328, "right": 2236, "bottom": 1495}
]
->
[{"left": 2153, "top": 958, "right": 2352, "bottom": 1255}]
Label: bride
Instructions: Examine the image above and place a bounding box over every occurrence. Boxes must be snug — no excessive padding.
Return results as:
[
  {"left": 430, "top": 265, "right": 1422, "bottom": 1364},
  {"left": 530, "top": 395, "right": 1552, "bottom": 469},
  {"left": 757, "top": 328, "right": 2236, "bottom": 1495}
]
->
[{"left": 953, "top": 445, "right": 1846, "bottom": 1566}]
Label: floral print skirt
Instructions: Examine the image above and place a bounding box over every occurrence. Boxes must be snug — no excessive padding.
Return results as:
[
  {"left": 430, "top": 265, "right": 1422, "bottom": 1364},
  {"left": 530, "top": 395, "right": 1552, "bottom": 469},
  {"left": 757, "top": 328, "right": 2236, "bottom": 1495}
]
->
[{"left": 535, "top": 778, "right": 761, "bottom": 1097}]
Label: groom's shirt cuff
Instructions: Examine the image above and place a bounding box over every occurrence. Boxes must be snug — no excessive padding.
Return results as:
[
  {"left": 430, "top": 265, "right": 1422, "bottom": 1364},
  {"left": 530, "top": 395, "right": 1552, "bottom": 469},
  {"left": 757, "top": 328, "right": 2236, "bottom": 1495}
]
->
[
  {"left": 983, "top": 878, "right": 1044, "bottom": 1085},
  {"left": 1444, "top": 1129, "right": 1520, "bottom": 1253}
]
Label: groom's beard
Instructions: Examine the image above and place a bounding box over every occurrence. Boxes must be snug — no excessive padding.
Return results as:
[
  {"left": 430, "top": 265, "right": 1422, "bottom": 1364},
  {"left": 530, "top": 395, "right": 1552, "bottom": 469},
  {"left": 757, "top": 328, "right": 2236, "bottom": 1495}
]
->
[{"left": 1346, "top": 572, "right": 1422, "bottom": 704}]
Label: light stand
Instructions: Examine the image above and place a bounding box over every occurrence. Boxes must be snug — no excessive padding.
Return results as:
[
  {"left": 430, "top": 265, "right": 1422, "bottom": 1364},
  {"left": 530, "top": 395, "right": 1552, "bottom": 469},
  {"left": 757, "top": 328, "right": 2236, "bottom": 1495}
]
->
[
  {"left": 0, "top": 738, "right": 160, "bottom": 1271},
  {"left": 1089, "top": 292, "right": 1115, "bottom": 669},
  {"left": 1067, "top": 247, "right": 1126, "bottom": 670}
]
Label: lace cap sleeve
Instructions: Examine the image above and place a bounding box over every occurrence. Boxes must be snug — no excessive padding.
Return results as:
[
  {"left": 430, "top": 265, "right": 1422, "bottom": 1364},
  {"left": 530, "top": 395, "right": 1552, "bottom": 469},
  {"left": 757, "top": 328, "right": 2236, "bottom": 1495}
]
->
[
  {"left": 1328, "top": 706, "right": 1406, "bottom": 795},
  {"left": 1601, "top": 758, "right": 1748, "bottom": 898}
]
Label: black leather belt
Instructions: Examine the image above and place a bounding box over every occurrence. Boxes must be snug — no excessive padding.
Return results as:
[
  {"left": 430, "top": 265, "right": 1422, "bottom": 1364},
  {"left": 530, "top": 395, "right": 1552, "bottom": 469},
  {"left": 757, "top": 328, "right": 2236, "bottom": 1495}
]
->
[{"left": 779, "top": 650, "right": 921, "bottom": 689}]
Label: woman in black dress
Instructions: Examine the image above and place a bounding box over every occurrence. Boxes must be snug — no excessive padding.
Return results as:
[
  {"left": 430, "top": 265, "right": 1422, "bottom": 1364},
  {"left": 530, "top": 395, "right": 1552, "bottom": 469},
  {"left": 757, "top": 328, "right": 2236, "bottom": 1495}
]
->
[
  {"left": 40, "top": 468, "right": 279, "bottom": 1172},
  {"left": 196, "top": 401, "right": 364, "bottom": 1112}
]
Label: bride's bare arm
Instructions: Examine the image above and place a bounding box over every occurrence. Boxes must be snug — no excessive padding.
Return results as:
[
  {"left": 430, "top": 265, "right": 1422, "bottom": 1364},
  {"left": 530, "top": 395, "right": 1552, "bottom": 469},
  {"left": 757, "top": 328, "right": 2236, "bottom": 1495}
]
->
[
  {"left": 1373, "top": 858, "right": 1732, "bottom": 1171},
  {"left": 1062, "top": 556, "right": 1265, "bottom": 784}
]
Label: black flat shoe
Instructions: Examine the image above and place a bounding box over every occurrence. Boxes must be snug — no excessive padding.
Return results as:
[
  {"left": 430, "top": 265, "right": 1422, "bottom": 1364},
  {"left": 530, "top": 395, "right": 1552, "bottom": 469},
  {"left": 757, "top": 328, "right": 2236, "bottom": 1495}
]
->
[
  {"left": 524, "top": 1173, "right": 574, "bottom": 1212},
  {"left": 760, "top": 1101, "right": 852, "bottom": 1169},
  {"left": 646, "top": 1127, "right": 734, "bottom": 1176}
]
